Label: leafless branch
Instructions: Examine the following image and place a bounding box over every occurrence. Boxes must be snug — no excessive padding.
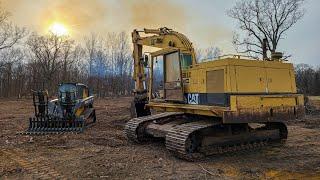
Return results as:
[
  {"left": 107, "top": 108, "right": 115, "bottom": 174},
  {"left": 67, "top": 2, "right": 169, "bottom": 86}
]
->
[{"left": 227, "top": 0, "right": 305, "bottom": 59}]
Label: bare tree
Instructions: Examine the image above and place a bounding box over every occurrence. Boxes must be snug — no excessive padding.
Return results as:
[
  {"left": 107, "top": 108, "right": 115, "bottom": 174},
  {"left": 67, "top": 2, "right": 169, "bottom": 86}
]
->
[
  {"left": 105, "top": 32, "right": 133, "bottom": 96},
  {"left": 0, "top": 30, "right": 135, "bottom": 97},
  {"left": 228, "top": 0, "right": 305, "bottom": 59},
  {"left": 196, "top": 46, "right": 222, "bottom": 62},
  {"left": 70, "top": 45, "right": 87, "bottom": 82},
  {"left": 84, "top": 33, "right": 99, "bottom": 77},
  {"left": 295, "top": 64, "right": 320, "bottom": 95},
  {"left": 61, "top": 38, "right": 75, "bottom": 82},
  {"left": 0, "top": 48, "right": 25, "bottom": 97},
  {"left": 27, "top": 32, "right": 74, "bottom": 92},
  {"left": 0, "top": 8, "right": 27, "bottom": 68}
]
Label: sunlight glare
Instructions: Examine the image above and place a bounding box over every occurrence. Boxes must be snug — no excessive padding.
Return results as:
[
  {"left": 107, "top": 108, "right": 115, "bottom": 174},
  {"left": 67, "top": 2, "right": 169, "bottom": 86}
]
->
[{"left": 49, "top": 22, "right": 69, "bottom": 36}]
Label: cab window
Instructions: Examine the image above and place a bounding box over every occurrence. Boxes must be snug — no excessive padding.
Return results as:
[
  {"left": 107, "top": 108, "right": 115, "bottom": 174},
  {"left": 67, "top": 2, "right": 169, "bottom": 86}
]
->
[
  {"left": 58, "top": 84, "right": 77, "bottom": 102},
  {"left": 77, "top": 86, "right": 84, "bottom": 99},
  {"left": 181, "top": 54, "right": 192, "bottom": 69}
]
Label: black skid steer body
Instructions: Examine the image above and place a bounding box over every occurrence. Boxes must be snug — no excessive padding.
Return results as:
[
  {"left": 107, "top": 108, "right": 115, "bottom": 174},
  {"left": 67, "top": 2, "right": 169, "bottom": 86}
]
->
[{"left": 27, "top": 83, "right": 96, "bottom": 134}]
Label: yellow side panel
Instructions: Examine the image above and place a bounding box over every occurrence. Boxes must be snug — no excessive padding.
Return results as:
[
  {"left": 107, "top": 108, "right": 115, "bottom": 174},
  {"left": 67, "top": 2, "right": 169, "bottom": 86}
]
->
[
  {"left": 266, "top": 68, "right": 295, "bottom": 93},
  {"left": 186, "top": 58, "right": 297, "bottom": 94},
  {"left": 228, "top": 66, "right": 237, "bottom": 93},
  {"left": 235, "top": 66, "right": 266, "bottom": 93},
  {"left": 230, "top": 96, "right": 237, "bottom": 111},
  {"left": 75, "top": 106, "right": 84, "bottom": 117},
  {"left": 187, "top": 68, "right": 206, "bottom": 93},
  {"left": 297, "top": 95, "right": 304, "bottom": 105},
  {"left": 233, "top": 95, "right": 302, "bottom": 109},
  {"left": 261, "top": 97, "right": 296, "bottom": 107},
  {"left": 206, "top": 69, "right": 224, "bottom": 93},
  {"left": 188, "top": 69, "right": 199, "bottom": 93},
  {"left": 199, "top": 69, "right": 206, "bottom": 93},
  {"left": 290, "top": 69, "right": 298, "bottom": 93}
]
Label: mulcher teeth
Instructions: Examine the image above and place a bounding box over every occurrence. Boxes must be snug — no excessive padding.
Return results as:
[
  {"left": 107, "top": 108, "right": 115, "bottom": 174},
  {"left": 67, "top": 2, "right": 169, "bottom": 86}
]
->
[{"left": 25, "top": 117, "right": 85, "bottom": 135}]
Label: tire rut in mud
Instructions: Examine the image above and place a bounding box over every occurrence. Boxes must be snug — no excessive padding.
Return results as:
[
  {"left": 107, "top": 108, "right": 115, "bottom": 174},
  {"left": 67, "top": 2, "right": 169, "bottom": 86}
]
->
[{"left": 1, "top": 149, "right": 65, "bottom": 179}]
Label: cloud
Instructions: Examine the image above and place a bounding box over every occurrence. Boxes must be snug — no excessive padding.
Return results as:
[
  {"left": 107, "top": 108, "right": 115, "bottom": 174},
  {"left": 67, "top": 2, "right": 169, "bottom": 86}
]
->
[
  {"left": 1, "top": 0, "right": 233, "bottom": 52},
  {"left": 2, "top": 0, "right": 108, "bottom": 36},
  {"left": 189, "top": 24, "right": 233, "bottom": 48},
  {"left": 119, "top": 0, "right": 187, "bottom": 30},
  {"left": 2, "top": 0, "right": 189, "bottom": 33}
]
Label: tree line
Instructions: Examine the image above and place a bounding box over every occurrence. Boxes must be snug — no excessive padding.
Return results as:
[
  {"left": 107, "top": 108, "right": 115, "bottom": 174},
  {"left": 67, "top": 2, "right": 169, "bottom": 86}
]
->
[
  {"left": 0, "top": 31, "right": 134, "bottom": 98},
  {"left": 295, "top": 64, "right": 320, "bottom": 95}
]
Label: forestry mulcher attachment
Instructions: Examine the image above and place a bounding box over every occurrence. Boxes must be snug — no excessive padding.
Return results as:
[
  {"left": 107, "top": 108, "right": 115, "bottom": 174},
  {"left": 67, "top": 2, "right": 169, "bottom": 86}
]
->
[
  {"left": 124, "top": 27, "right": 305, "bottom": 160},
  {"left": 27, "top": 83, "right": 96, "bottom": 134}
]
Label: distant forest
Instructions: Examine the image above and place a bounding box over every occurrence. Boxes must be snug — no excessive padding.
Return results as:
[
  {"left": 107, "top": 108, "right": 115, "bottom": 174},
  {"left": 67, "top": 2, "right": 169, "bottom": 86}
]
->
[
  {"left": 1, "top": 33, "right": 318, "bottom": 98},
  {"left": 0, "top": 31, "right": 135, "bottom": 98},
  {"left": 295, "top": 64, "right": 320, "bottom": 95},
  {"left": 0, "top": 28, "right": 318, "bottom": 98}
]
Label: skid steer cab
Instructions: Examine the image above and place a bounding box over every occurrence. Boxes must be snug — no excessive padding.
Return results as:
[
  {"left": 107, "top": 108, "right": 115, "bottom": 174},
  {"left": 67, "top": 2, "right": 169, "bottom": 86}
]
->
[{"left": 27, "top": 83, "right": 96, "bottom": 135}]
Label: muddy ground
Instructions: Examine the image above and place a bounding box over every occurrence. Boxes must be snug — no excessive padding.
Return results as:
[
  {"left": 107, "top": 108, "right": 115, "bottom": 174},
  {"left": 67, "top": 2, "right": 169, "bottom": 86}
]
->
[{"left": 0, "top": 97, "right": 320, "bottom": 179}]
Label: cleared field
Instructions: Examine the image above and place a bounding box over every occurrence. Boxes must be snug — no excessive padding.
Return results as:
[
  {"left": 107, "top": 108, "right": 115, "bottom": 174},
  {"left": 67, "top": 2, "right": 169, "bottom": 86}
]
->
[
  {"left": 0, "top": 97, "right": 320, "bottom": 179},
  {"left": 308, "top": 96, "right": 320, "bottom": 101},
  {"left": 308, "top": 96, "right": 320, "bottom": 109}
]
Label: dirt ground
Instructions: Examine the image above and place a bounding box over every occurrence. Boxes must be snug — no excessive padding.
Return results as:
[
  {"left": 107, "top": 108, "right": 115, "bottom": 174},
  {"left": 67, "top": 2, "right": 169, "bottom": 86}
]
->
[{"left": 1, "top": 97, "right": 320, "bottom": 179}]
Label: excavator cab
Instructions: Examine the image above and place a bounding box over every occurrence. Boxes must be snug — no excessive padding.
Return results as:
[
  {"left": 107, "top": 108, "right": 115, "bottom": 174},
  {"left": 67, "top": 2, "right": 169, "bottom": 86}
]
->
[
  {"left": 151, "top": 51, "right": 184, "bottom": 102},
  {"left": 163, "top": 51, "right": 184, "bottom": 101}
]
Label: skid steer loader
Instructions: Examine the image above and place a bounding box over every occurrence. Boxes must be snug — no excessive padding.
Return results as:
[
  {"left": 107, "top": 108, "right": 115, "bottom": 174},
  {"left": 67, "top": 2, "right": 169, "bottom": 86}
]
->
[
  {"left": 26, "top": 83, "right": 96, "bottom": 134},
  {"left": 124, "top": 27, "right": 305, "bottom": 160}
]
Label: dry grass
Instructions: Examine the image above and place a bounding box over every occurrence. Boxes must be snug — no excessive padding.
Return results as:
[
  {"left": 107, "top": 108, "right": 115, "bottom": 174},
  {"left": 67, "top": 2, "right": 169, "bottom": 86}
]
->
[{"left": 308, "top": 96, "right": 320, "bottom": 101}]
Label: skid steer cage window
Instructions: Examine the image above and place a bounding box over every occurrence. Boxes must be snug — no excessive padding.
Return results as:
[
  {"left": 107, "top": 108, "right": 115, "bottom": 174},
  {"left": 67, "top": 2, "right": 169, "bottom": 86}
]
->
[{"left": 59, "top": 84, "right": 77, "bottom": 104}]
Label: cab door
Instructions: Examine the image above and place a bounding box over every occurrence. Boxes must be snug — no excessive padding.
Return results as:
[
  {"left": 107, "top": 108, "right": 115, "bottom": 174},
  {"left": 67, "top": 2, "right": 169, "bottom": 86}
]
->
[{"left": 163, "top": 51, "right": 184, "bottom": 101}]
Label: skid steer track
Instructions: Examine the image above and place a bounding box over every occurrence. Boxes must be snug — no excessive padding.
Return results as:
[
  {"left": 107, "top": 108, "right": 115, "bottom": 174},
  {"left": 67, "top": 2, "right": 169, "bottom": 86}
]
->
[{"left": 1, "top": 149, "right": 65, "bottom": 179}]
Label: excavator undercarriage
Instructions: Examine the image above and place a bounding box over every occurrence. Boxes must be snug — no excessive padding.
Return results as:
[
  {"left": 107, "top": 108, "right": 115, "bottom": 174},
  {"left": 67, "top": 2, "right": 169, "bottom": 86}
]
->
[{"left": 125, "top": 112, "right": 290, "bottom": 160}]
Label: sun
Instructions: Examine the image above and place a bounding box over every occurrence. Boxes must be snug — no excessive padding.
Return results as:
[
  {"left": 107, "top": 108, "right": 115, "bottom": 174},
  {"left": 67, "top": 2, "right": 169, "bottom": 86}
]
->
[{"left": 49, "top": 22, "right": 69, "bottom": 36}]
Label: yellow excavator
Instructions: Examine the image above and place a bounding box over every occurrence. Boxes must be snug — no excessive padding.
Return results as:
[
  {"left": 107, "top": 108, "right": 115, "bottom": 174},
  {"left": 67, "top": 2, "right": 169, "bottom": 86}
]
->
[{"left": 124, "top": 27, "right": 305, "bottom": 160}]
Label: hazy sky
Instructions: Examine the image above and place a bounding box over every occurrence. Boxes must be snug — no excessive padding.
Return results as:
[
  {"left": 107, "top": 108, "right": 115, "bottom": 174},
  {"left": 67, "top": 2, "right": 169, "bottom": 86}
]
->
[{"left": 2, "top": 0, "right": 319, "bottom": 65}]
